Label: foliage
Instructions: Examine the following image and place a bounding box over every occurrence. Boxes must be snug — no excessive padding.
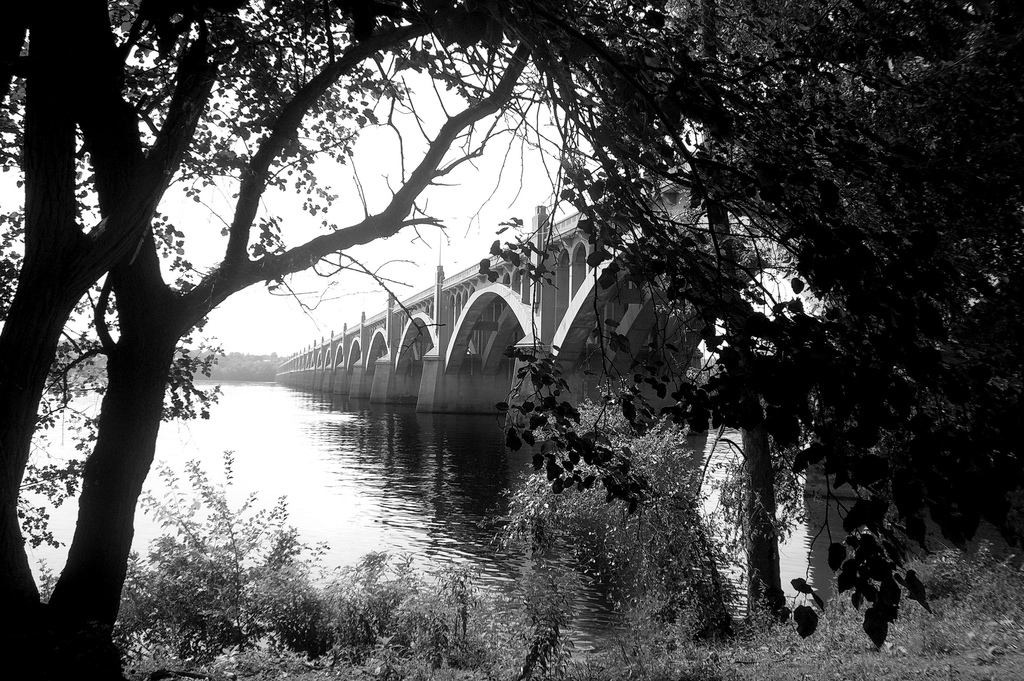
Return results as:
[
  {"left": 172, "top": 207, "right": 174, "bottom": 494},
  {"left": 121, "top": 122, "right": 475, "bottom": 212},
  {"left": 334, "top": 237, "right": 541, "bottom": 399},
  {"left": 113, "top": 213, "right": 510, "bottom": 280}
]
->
[
  {"left": 165, "top": 335, "right": 222, "bottom": 421},
  {"left": 1, "top": 0, "right": 535, "bottom": 637},
  {"left": 205, "top": 352, "right": 282, "bottom": 383},
  {"left": 504, "top": 403, "right": 735, "bottom": 640},
  {"left": 117, "top": 457, "right": 508, "bottom": 672},
  {"left": 2, "top": 0, "right": 1021, "bottom": 664},
  {"left": 116, "top": 547, "right": 1024, "bottom": 681},
  {"left": 117, "top": 452, "right": 320, "bottom": 661},
  {"left": 18, "top": 459, "right": 86, "bottom": 549},
  {"left": 492, "top": 0, "right": 1024, "bottom": 646}
]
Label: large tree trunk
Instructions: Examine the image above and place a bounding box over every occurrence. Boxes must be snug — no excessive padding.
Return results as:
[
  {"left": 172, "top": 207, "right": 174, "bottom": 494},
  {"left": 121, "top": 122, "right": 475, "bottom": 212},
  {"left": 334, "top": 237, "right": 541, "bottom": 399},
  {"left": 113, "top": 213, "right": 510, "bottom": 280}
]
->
[
  {"left": 740, "top": 421, "right": 782, "bottom": 611},
  {"left": 47, "top": 323, "right": 179, "bottom": 625},
  {"left": 707, "top": 202, "right": 783, "bottom": 614},
  {"left": 49, "top": 243, "right": 186, "bottom": 627},
  {"left": 0, "top": 285, "right": 80, "bottom": 611},
  {"left": 0, "top": 1, "right": 83, "bottom": 616}
]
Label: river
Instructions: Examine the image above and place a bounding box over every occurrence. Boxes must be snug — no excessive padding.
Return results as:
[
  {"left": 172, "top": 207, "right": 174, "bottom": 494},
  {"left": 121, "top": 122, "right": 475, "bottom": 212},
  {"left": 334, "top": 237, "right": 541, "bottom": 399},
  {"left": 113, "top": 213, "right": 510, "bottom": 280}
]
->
[{"left": 28, "top": 380, "right": 840, "bottom": 633}]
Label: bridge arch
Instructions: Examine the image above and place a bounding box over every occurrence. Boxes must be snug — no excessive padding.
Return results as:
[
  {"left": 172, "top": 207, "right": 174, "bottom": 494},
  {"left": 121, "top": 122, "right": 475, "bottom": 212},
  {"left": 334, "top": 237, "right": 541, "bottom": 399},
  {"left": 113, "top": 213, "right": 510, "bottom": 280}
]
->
[
  {"left": 552, "top": 266, "right": 659, "bottom": 369},
  {"left": 445, "top": 284, "right": 535, "bottom": 375},
  {"left": 382, "top": 312, "right": 440, "bottom": 403},
  {"left": 571, "top": 243, "right": 587, "bottom": 297},
  {"left": 394, "top": 312, "right": 439, "bottom": 371},
  {"left": 555, "top": 248, "right": 571, "bottom": 325},
  {"left": 346, "top": 338, "right": 362, "bottom": 371},
  {"left": 367, "top": 328, "right": 389, "bottom": 365},
  {"left": 552, "top": 268, "right": 697, "bottom": 401}
]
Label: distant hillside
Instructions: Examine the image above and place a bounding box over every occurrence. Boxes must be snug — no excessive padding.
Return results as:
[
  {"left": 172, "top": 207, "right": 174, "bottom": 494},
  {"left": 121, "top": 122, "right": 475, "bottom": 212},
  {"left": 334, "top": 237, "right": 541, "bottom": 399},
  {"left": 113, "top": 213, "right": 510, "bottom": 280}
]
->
[{"left": 205, "top": 352, "right": 280, "bottom": 382}]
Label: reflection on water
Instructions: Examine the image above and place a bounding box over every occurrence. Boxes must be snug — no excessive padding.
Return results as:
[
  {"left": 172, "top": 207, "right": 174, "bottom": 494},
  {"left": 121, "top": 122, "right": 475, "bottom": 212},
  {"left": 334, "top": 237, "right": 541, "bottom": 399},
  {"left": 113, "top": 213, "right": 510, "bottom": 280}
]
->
[
  {"left": 700, "top": 428, "right": 841, "bottom": 605},
  {"left": 302, "top": 391, "right": 534, "bottom": 579},
  {"left": 31, "top": 381, "right": 849, "bottom": 635}
]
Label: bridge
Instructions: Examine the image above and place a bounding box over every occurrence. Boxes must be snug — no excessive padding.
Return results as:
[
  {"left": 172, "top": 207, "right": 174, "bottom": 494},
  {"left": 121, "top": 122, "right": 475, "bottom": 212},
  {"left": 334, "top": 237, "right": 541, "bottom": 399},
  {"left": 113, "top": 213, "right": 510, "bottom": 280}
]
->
[{"left": 276, "top": 203, "right": 701, "bottom": 413}]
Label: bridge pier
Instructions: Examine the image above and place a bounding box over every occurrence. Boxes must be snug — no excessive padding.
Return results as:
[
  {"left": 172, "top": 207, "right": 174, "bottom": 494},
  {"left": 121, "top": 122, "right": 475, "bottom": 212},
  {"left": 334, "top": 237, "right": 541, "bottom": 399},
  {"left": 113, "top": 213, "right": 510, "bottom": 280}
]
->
[
  {"left": 349, "top": 362, "right": 371, "bottom": 399},
  {"left": 441, "top": 370, "right": 515, "bottom": 414},
  {"left": 333, "top": 367, "right": 351, "bottom": 395},
  {"left": 369, "top": 357, "right": 392, "bottom": 403},
  {"left": 386, "top": 362, "right": 422, "bottom": 404},
  {"left": 415, "top": 354, "right": 445, "bottom": 412}
]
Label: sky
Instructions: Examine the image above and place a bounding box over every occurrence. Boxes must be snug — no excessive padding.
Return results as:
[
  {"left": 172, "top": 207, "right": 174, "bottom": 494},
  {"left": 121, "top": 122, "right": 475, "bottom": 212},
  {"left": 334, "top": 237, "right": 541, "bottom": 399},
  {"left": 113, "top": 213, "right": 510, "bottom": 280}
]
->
[
  {"left": 0, "top": 71, "right": 567, "bottom": 360},
  {"left": 193, "top": 125, "right": 561, "bottom": 358}
]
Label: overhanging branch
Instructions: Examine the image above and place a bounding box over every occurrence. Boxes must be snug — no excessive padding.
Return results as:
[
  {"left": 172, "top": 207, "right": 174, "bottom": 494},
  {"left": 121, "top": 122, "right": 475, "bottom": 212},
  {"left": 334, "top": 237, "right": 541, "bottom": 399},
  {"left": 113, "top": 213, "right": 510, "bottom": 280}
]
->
[
  {"left": 184, "top": 44, "right": 529, "bottom": 317},
  {"left": 223, "top": 23, "right": 431, "bottom": 265}
]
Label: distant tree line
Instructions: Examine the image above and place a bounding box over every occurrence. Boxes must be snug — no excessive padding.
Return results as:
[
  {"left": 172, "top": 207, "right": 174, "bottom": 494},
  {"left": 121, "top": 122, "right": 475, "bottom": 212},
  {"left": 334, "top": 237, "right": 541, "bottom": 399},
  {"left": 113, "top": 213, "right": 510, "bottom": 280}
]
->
[{"left": 205, "top": 352, "right": 280, "bottom": 383}]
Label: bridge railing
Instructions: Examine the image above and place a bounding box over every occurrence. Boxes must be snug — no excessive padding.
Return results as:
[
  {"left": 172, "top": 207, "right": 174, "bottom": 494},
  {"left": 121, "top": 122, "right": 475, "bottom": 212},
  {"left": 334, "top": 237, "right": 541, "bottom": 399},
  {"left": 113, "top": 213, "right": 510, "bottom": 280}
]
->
[
  {"left": 400, "top": 286, "right": 434, "bottom": 310},
  {"left": 280, "top": 207, "right": 597, "bottom": 369},
  {"left": 442, "top": 259, "right": 492, "bottom": 289},
  {"left": 550, "top": 211, "right": 581, "bottom": 237}
]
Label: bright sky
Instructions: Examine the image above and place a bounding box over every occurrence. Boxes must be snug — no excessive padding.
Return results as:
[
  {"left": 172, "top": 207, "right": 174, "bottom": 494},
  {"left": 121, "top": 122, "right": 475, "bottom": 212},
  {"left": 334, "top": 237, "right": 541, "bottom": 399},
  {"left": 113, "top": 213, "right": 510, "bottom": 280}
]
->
[
  {"left": 0, "top": 69, "right": 565, "bottom": 360},
  {"left": 195, "top": 126, "right": 560, "bottom": 357},
  {"left": 170, "top": 61, "right": 567, "bottom": 358}
]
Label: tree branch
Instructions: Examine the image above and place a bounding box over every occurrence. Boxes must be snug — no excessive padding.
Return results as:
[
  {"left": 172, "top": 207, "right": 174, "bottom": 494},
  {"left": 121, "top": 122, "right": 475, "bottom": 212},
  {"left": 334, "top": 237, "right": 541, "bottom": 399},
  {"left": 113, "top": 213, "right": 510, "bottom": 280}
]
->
[
  {"left": 94, "top": 277, "right": 115, "bottom": 353},
  {"left": 0, "top": 4, "right": 27, "bottom": 106},
  {"left": 185, "top": 44, "right": 529, "bottom": 317},
  {"left": 141, "top": 24, "right": 219, "bottom": 196},
  {"left": 223, "top": 23, "right": 430, "bottom": 264}
]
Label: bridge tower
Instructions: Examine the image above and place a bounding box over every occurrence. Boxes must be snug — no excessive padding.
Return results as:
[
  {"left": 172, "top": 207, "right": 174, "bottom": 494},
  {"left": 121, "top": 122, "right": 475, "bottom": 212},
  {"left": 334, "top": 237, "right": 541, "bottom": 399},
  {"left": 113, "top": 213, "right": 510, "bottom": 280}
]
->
[
  {"left": 369, "top": 294, "right": 399, "bottom": 401},
  {"left": 415, "top": 265, "right": 448, "bottom": 412},
  {"left": 349, "top": 311, "right": 372, "bottom": 398},
  {"left": 532, "top": 205, "right": 559, "bottom": 346}
]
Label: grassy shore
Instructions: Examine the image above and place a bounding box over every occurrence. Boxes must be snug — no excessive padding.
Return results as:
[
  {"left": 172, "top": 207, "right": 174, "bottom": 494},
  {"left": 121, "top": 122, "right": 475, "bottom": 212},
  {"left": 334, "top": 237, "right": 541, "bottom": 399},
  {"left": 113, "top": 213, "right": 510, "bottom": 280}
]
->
[{"left": 123, "top": 546, "right": 1024, "bottom": 681}]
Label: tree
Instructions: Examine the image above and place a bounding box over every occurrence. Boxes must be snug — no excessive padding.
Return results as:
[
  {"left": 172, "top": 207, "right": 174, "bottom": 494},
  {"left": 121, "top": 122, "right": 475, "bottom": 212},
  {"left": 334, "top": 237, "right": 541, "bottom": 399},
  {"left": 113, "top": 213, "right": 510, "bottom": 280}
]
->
[
  {"left": 495, "top": 0, "right": 1024, "bottom": 641},
  {"left": 1, "top": 1, "right": 532, "bottom": 672},
  {"left": 3, "top": 1, "right": 1022, "bottom": 670}
]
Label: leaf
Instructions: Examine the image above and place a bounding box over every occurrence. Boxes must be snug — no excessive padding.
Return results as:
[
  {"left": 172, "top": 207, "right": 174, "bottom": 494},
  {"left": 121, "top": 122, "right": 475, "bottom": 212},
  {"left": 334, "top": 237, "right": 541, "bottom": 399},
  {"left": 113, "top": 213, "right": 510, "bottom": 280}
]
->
[
  {"left": 828, "top": 542, "right": 846, "bottom": 571},
  {"left": 791, "top": 577, "right": 813, "bottom": 595},
  {"left": 903, "top": 569, "right": 932, "bottom": 613},
  {"left": 793, "top": 577, "right": 825, "bottom": 610},
  {"left": 505, "top": 427, "right": 522, "bottom": 451},
  {"left": 863, "top": 606, "right": 889, "bottom": 648},
  {"left": 643, "top": 10, "right": 666, "bottom": 29},
  {"left": 597, "top": 262, "right": 620, "bottom": 289},
  {"left": 842, "top": 498, "right": 886, "bottom": 532},
  {"left": 794, "top": 605, "right": 818, "bottom": 638},
  {"left": 817, "top": 178, "right": 841, "bottom": 213},
  {"left": 587, "top": 249, "right": 611, "bottom": 267},
  {"left": 793, "top": 442, "right": 827, "bottom": 471}
]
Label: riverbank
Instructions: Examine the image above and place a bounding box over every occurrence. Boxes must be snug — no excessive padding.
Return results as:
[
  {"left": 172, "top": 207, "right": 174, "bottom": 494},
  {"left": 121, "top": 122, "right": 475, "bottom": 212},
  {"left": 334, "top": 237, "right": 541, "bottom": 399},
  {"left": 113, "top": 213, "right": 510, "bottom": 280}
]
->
[{"left": 122, "top": 546, "right": 1024, "bottom": 681}]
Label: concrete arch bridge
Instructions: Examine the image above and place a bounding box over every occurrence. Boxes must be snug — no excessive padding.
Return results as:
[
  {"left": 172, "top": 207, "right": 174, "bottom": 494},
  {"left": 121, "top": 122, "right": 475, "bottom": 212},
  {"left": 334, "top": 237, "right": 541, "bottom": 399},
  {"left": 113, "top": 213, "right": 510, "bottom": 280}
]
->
[{"left": 276, "top": 205, "right": 701, "bottom": 413}]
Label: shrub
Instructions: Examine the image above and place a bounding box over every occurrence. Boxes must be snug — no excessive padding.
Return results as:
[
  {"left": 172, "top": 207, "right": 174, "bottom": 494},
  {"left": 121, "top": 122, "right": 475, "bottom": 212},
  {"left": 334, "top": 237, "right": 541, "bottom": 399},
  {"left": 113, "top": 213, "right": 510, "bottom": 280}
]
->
[
  {"left": 503, "top": 403, "right": 736, "bottom": 639},
  {"left": 257, "top": 565, "right": 335, "bottom": 657},
  {"left": 116, "top": 452, "right": 323, "bottom": 661}
]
